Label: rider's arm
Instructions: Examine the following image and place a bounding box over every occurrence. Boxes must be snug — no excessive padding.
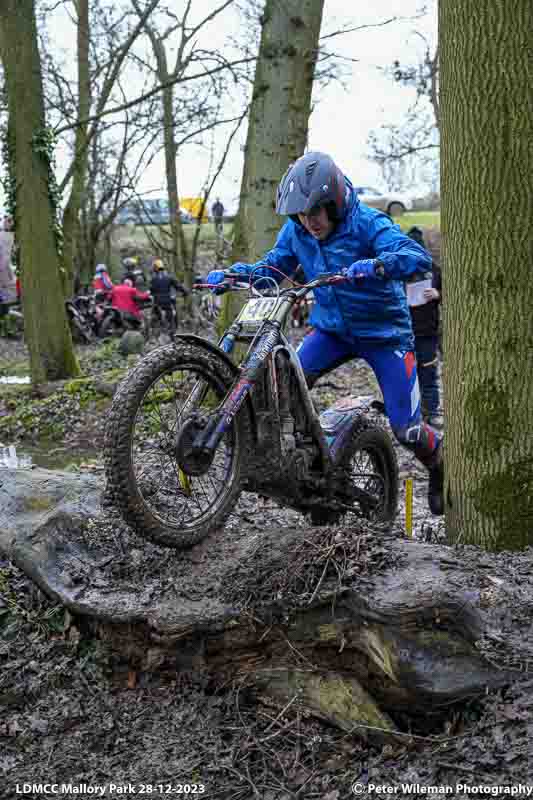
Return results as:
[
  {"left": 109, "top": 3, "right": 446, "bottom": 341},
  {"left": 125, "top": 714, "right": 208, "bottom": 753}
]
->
[
  {"left": 229, "top": 221, "right": 299, "bottom": 284},
  {"left": 361, "top": 209, "right": 432, "bottom": 280},
  {"left": 170, "top": 277, "right": 188, "bottom": 296}
]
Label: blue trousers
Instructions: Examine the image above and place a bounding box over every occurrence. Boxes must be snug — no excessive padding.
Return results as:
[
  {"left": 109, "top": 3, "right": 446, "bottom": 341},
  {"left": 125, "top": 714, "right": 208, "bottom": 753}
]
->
[{"left": 296, "top": 328, "right": 442, "bottom": 467}]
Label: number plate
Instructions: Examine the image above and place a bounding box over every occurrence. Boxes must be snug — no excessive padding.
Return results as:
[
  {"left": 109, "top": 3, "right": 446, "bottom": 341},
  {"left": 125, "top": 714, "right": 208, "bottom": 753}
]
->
[{"left": 238, "top": 297, "right": 279, "bottom": 324}]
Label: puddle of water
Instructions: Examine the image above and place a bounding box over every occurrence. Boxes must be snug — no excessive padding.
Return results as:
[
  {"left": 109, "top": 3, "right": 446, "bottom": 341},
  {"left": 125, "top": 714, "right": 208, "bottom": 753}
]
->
[
  {"left": 0, "top": 376, "right": 31, "bottom": 385},
  {"left": 0, "top": 443, "right": 101, "bottom": 471},
  {"left": 0, "top": 445, "right": 32, "bottom": 469}
]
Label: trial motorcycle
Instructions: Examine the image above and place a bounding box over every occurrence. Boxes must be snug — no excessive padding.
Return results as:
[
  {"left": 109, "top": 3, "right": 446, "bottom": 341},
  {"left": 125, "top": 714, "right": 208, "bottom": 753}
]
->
[{"left": 104, "top": 271, "right": 398, "bottom": 548}]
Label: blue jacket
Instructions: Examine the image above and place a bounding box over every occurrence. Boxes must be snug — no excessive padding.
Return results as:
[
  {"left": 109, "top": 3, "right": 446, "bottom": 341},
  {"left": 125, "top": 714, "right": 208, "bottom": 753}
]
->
[{"left": 231, "top": 180, "right": 431, "bottom": 349}]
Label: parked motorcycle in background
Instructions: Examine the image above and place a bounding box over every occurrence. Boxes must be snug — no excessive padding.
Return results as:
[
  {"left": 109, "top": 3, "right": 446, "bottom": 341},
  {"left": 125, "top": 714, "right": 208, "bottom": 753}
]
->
[{"left": 0, "top": 292, "right": 94, "bottom": 344}]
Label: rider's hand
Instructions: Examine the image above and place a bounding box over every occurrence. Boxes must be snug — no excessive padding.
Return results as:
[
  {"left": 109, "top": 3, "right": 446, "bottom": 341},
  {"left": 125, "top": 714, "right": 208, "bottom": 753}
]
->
[
  {"left": 344, "top": 259, "right": 383, "bottom": 282},
  {"left": 206, "top": 269, "right": 227, "bottom": 285},
  {"left": 423, "top": 287, "right": 440, "bottom": 302},
  {"left": 206, "top": 269, "right": 231, "bottom": 294}
]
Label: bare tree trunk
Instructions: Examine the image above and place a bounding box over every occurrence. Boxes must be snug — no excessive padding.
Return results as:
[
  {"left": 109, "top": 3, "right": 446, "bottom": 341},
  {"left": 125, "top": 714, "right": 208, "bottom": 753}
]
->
[
  {"left": 429, "top": 45, "right": 440, "bottom": 131},
  {"left": 153, "top": 34, "right": 188, "bottom": 279},
  {"left": 220, "top": 0, "right": 324, "bottom": 332},
  {"left": 440, "top": 0, "right": 532, "bottom": 550},
  {"left": 61, "top": 0, "right": 90, "bottom": 296},
  {"left": 232, "top": 0, "right": 324, "bottom": 263},
  {"left": 0, "top": 0, "right": 79, "bottom": 382}
]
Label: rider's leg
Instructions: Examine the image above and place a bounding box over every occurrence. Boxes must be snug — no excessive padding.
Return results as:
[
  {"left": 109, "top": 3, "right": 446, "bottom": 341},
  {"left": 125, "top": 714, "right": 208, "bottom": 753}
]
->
[
  {"left": 361, "top": 345, "right": 444, "bottom": 515},
  {"left": 296, "top": 328, "right": 357, "bottom": 388},
  {"left": 169, "top": 303, "right": 177, "bottom": 334}
]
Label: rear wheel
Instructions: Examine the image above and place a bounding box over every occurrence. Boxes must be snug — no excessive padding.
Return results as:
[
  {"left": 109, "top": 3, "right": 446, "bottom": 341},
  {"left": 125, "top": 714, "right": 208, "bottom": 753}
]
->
[
  {"left": 99, "top": 313, "right": 122, "bottom": 338},
  {"left": 104, "top": 342, "right": 250, "bottom": 548},
  {"left": 310, "top": 419, "right": 398, "bottom": 526},
  {"left": 342, "top": 420, "right": 398, "bottom": 523}
]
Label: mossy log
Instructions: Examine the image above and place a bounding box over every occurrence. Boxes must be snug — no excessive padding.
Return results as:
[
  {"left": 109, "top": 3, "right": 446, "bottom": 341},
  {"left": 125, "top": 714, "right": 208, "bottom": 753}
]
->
[{"left": 1, "top": 468, "right": 529, "bottom": 739}]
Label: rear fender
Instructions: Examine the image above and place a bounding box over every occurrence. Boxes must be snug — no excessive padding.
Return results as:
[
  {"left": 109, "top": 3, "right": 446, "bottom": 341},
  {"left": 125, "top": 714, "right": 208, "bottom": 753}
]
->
[
  {"left": 173, "top": 333, "right": 258, "bottom": 440},
  {"left": 319, "top": 396, "right": 375, "bottom": 465}
]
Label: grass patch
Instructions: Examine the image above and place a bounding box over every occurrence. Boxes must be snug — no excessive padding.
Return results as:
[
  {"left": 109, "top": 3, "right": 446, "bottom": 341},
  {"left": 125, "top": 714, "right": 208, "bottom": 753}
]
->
[
  {"left": 394, "top": 211, "right": 440, "bottom": 229},
  {"left": 112, "top": 221, "right": 233, "bottom": 251}
]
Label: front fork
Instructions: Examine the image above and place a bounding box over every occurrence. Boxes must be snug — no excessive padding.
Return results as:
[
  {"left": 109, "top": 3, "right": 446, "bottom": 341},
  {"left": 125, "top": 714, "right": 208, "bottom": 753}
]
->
[{"left": 189, "top": 323, "right": 280, "bottom": 457}]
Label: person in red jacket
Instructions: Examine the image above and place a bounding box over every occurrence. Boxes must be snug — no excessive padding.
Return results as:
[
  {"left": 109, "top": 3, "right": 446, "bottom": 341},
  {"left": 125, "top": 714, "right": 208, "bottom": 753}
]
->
[
  {"left": 111, "top": 278, "right": 150, "bottom": 322},
  {"left": 92, "top": 264, "right": 113, "bottom": 300}
]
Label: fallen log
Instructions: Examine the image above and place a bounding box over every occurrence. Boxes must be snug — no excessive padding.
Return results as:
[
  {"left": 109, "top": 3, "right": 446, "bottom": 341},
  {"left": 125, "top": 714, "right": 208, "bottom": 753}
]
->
[{"left": 1, "top": 467, "right": 530, "bottom": 740}]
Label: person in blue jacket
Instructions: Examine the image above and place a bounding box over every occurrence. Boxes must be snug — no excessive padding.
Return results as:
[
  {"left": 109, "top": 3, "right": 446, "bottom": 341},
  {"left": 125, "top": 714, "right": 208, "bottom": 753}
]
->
[{"left": 207, "top": 152, "right": 444, "bottom": 515}]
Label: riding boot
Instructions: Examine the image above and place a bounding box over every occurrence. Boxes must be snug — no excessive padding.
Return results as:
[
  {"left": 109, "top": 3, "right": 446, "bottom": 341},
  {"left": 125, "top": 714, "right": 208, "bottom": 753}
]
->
[{"left": 396, "top": 421, "right": 444, "bottom": 516}]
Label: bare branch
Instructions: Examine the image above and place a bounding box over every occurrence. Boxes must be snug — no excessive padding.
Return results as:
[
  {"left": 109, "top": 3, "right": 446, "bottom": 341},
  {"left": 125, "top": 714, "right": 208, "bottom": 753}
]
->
[
  {"left": 373, "top": 142, "right": 439, "bottom": 162},
  {"left": 319, "top": 16, "right": 400, "bottom": 42},
  {"left": 54, "top": 56, "right": 254, "bottom": 135}
]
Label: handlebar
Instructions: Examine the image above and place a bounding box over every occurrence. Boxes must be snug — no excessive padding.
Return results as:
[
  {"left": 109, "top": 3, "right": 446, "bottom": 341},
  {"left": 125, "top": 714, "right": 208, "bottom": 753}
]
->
[
  {"left": 193, "top": 263, "right": 385, "bottom": 298},
  {"left": 193, "top": 271, "right": 350, "bottom": 298}
]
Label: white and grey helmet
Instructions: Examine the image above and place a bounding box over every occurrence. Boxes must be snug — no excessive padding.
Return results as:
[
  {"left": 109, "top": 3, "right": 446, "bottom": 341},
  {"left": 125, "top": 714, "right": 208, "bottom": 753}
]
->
[{"left": 276, "top": 152, "right": 347, "bottom": 221}]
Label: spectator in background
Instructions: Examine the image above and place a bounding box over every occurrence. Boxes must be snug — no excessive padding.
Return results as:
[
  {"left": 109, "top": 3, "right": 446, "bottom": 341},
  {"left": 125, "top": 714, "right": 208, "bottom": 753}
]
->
[
  {"left": 150, "top": 259, "right": 188, "bottom": 333},
  {"left": 406, "top": 226, "right": 442, "bottom": 427},
  {"left": 211, "top": 197, "right": 225, "bottom": 236},
  {"left": 92, "top": 263, "right": 113, "bottom": 300},
  {"left": 122, "top": 256, "right": 140, "bottom": 283}
]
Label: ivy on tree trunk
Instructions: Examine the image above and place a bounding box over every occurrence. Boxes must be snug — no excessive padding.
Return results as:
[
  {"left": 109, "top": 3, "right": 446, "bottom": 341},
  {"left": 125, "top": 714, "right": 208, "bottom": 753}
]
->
[{"left": 0, "top": 0, "right": 80, "bottom": 382}]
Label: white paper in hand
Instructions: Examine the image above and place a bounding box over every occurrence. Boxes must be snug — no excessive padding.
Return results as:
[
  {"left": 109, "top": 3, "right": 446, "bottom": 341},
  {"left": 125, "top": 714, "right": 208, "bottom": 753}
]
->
[{"left": 407, "top": 278, "right": 431, "bottom": 307}]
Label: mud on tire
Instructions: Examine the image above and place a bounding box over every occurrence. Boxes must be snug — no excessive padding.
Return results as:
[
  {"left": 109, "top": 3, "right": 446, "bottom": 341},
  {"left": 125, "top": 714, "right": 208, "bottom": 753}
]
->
[
  {"left": 311, "top": 417, "right": 398, "bottom": 526},
  {"left": 343, "top": 417, "right": 399, "bottom": 523},
  {"left": 104, "top": 342, "right": 250, "bottom": 548}
]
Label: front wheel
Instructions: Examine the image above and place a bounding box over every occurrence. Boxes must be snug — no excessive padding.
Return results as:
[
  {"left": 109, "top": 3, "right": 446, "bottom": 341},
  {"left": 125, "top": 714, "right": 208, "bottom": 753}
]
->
[
  {"left": 69, "top": 314, "right": 94, "bottom": 344},
  {"left": 104, "top": 342, "right": 250, "bottom": 548}
]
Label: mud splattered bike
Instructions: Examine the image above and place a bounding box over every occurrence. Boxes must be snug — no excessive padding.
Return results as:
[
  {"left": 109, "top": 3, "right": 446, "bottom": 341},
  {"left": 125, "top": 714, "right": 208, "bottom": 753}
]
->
[{"left": 104, "top": 270, "right": 398, "bottom": 548}]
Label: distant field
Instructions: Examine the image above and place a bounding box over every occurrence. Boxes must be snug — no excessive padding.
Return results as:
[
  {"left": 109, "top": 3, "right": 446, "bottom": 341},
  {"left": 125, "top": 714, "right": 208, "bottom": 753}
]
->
[
  {"left": 112, "top": 221, "right": 233, "bottom": 249},
  {"left": 110, "top": 212, "right": 439, "bottom": 265},
  {"left": 395, "top": 211, "right": 440, "bottom": 229}
]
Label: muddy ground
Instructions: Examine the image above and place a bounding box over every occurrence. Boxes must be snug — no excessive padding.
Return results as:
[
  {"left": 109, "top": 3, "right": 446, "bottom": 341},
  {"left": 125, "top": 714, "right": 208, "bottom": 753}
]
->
[{"left": 1, "top": 328, "right": 532, "bottom": 798}]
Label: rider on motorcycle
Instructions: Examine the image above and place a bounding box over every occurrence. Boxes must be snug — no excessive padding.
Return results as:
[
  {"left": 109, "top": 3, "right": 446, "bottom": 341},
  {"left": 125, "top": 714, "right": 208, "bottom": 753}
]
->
[
  {"left": 121, "top": 256, "right": 144, "bottom": 287},
  {"left": 92, "top": 263, "right": 113, "bottom": 300},
  {"left": 150, "top": 259, "right": 188, "bottom": 332},
  {"left": 111, "top": 277, "right": 150, "bottom": 327},
  {"left": 207, "top": 152, "right": 444, "bottom": 515}
]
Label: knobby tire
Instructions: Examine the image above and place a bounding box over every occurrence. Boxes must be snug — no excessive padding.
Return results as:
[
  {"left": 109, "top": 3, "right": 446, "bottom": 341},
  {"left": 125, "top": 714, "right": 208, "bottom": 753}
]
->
[{"left": 104, "top": 342, "right": 250, "bottom": 548}]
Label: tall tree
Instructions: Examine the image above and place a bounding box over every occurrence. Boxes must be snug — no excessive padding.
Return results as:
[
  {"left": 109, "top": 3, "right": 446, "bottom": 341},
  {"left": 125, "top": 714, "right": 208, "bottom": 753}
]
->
[
  {"left": 440, "top": 0, "right": 532, "bottom": 549},
  {"left": 232, "top": 0, "right": 325, "bottom": 263},
  {"left": 0, "top": 0, "right": 79, "bottom": 382},
  {"left": 219, "top": 0, "right": 324, "bottom": 332},
  {"left": 60, "top": 0, "right": 90, "bottom": 293}
]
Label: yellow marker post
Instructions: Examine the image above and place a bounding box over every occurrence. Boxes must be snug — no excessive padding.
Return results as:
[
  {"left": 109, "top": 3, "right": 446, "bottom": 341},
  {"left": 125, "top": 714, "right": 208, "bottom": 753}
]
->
[
  {"left": 179, "top": 468, "right": 192, "bottom": 496},
  {"left": 405, "top": 478, "right": 413, "bottom": 539}
]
